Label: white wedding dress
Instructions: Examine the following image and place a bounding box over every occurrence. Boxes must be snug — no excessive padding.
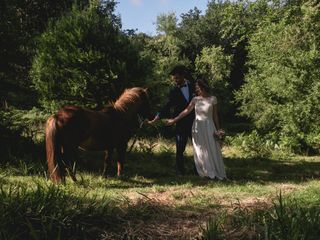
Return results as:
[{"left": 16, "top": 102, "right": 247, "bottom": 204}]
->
[{"left": 191, "top": 96, "right": 226, "bottom": 179}]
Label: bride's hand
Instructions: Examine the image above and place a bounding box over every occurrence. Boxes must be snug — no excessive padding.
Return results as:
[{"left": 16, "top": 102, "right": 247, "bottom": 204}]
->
[
  {"left": 214, "top": 129, "right": 225, "bottom": 138},
  {"left": 217, "top": 129, "right": 225, "bottom": 136}
]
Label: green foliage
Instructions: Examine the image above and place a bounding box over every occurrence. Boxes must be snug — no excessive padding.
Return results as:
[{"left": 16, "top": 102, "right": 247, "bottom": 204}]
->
[
  {"left": 156, "top": 12, "right": 178, "bottom": 35},
  {"left": 173, "top": 1, "right": 269, "bottom": 120},
  {"left": 0, "top": 0, "right": 89, "bottom": 108},
  {"left": 2, "top": 0, "right": 320, "bottom": 155},
  {"left": 0, "top": 108, "right": 45, "bottom": 164},
  {"left": 195, "top": 45, "right": 233, "bottom": 116},
  {"left": 175, "top": 7, "right": 204, "bottom": 62},
  {"left": 0, "top": 183, "right": 116, "bottom": 239},
  {"left": 265, "top": 193, "right": 320, "bottom": 240},
  {"left": 140, "top": 33, "right": 191, "bottom": 114},
  {"left": 201, "top": 215, "right": 225, "bottom": 240},
  {"left": 201, "top": 193, "right": 320, "bottom": 239},
  {"left": 1, "top": 108, "right": 49, "bottom": 142},
  {"left": 305, "top": 130, "right": 320, "bottom": 153},
  {"left": 229, "top": 131, "right": 275, "bottom": 158},
  {"left": 147, "top": 1, "right": 256, "bottom": 119},
  {"left": 235, "top": 0, "right": 320, "bottom": 151},
  {"left": 195, "top": 46, "right": 232, "bottom": 83},
  {"left": 31, "top": 2, "right": 143, "bottom": 110},
  {"left": 228, "top": 129, "right": 306, "bottom": 157},
  {"left": 1, "top": 136, "right": 320, "bottom": 238}
]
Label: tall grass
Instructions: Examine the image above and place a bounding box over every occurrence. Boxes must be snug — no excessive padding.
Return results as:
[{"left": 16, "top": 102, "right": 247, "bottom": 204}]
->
[
  {"left": 201, "top": 216, "right": 225, "bottom": 240},
  {"left": 0, "top": 182, "right": 118, "bottom": 240},
  {"left": 1, "top": 137, "right": 320, "bottom": 239},
  {"left": 202, "top": 192, "right": 320, "bottom": 240}
]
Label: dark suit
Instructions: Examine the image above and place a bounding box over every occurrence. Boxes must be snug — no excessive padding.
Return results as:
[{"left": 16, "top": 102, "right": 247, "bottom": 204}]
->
[{"left": 158, "top": 82, "right": 195, "bottom": 174}]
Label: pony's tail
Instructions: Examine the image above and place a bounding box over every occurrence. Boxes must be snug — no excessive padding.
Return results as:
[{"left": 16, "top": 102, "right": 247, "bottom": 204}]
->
[{"left": 45, "top": 115, "right": 63, "bottom": 183}]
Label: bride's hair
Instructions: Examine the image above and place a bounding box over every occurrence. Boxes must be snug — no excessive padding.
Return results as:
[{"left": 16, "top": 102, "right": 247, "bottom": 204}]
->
[{"left": 196, "top": 78, "right": 211, "bottom": 93}]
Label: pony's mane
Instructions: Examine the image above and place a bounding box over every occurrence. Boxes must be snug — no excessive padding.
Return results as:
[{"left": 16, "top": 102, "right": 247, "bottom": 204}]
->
[{"left": 102, "top": 87, "right": 146, "bottom": 113}]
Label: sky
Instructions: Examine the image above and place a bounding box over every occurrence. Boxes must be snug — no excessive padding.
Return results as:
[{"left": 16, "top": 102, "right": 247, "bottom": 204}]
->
[{"left": 115, "top": 0, "right": 210, "bottom": 35}]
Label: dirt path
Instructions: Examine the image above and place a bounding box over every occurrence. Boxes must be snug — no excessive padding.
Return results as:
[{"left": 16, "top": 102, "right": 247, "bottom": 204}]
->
[{"left": 101, "top": 182, "right": 305, "bottom": 239}]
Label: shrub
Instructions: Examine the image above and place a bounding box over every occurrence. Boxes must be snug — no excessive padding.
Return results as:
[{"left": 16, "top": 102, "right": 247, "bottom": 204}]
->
[
  {"left": 229, "top": 130, "right": 276, "bottom": 158},
  {"left": 235, "top": 1, "right": 320, "bottom": 152},
  {"left": 31, "top": 2, "right": 143, "bottom": 110}
]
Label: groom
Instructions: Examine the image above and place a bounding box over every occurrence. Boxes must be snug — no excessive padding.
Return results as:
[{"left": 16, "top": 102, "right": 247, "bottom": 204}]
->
[{"left": 149, "top": 65, "right": 195, "bottom": 175}]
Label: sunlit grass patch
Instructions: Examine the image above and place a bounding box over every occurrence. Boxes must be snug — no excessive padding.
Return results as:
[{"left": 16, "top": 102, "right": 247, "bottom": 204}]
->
[
  {"left": 1, "top": 139, "right": 320, "bottom": 239},
  {"left": 202, "top": 192, "right": 320, "bottom": 240}
]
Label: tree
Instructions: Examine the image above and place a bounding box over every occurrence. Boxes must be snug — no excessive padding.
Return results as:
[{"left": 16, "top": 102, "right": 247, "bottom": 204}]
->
[
  {"left": 31, "top": 2, "right": 142, "bottom": 110},
  {"left": 175, "top": 7, "right": 205, "bottom": 63},
  {"left": 174, "top": 1, "right": 272, "bottom": 121},
  {"left": 0, "top": 0, "right": 89, "bottom": 108},
  {"left": 235, "top": 0, "right": 320, "bottom": 151},
  {"left": 156, "top": 12, "right": 178, "bottom": 35},
  {"left": 195, "top": 46, "right": 233, "bottom": 117}
]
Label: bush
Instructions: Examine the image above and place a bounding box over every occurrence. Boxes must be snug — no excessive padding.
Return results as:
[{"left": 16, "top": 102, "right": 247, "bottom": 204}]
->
[
  {"left": 1, "top": 108, "right": 49, "bottom": 142},
  {"left": 305, "top": 130, "right": 320, "bottom": 154},
  {"left": 195, "top": 45, "right": 233, "bottom": 118},
  {"left": 229, "top": 130, "right": 276, "bottom": 158},
  {"left": 31, "top": 2, "right": 144, "bottom": 110},
  {"left": 235, "top": 1, "right": 320, "bottom": 152}
]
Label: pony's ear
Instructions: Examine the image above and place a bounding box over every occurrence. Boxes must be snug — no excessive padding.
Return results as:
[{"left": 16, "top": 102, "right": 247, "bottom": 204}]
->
[{"left": 143, "top": 87, "right": 148, "bottom": 93}]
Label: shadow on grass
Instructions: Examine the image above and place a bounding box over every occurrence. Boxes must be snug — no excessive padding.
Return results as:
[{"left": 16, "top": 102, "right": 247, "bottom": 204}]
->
[
  {"left": 0, "top": 181, "right": 206, "bottom": 240},
  {"left": 75, "top": 149, "right": 320, "bottom": 187},
  {"left": 3, "top": 143, "right": 319, "bottom": 188},
  {"left": 224, "top": 156, "right": 320, "bottom": 183}
]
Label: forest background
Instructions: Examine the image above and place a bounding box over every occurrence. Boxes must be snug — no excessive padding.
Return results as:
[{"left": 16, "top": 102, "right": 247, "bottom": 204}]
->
[
  {"left": 0, "top": 0, "right": 320, "bottom": 238},
  {"left": 1, "top": 0, "right": 319, "bottom": 157}
]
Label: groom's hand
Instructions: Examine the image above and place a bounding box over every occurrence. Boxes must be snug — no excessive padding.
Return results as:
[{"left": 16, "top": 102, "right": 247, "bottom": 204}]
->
[
  {"left": 164, "top": 119, "right": 175, "bottom": 126},
  {"left": 147, "top": 115, "right": 159, "bottom": 124}
]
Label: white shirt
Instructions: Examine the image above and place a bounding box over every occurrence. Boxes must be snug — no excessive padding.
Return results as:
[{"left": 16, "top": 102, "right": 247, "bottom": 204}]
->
[{"left": 180, "top": 82, "right": 189, "bottom": 101}]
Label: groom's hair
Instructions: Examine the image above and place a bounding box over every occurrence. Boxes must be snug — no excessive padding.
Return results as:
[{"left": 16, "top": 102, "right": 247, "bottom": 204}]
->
[{"left": 169, "top": 64, "right": 188, "bottom": 76}]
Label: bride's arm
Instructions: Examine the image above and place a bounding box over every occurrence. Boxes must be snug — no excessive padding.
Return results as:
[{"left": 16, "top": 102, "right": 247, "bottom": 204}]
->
[
  {"left": 212, "top": 99, "right": 225, "bottom": 138},
  {"left": 212, "top": 103, "right": 220, "bottom": 130},
  {"left": 166, "top": 98, "right": 195, "bottom": 125}
]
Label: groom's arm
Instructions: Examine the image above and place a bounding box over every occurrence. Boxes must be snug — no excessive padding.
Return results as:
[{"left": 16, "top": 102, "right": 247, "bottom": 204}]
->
[
  {"left": 158, "top": 90, "right": 175, "bottom": 119},
  {"left": 149, "top": 89, "right": 175, "bottom": 123}
]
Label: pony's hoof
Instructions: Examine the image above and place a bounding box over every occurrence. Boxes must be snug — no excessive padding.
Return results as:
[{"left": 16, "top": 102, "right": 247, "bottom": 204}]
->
[
  {"left": 116, "top": 174, "right": 123, "bottom": 179},
  {"left": 103, "top": 169, "right": 115, "bottom": 178}
]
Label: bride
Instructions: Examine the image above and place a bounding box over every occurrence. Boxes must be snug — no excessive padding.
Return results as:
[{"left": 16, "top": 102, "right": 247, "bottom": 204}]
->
[{"left": 166, "top": 78, "right": 226, "bottom": 180}]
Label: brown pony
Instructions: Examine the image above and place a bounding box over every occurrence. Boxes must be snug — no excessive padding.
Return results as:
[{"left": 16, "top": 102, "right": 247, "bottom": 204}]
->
[{"left": 45, "top": 87, "right": 149, "bottom": 183}]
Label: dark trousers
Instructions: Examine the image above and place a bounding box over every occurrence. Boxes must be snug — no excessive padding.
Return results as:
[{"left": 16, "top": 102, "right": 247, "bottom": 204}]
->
[{"left": 175, "top": 133, "right": 190, "bottom": 174}]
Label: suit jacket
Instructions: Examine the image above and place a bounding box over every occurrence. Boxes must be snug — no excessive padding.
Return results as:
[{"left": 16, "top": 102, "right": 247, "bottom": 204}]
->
[{"left": 158, "top": 82, "right": 195, "bottom": 135}]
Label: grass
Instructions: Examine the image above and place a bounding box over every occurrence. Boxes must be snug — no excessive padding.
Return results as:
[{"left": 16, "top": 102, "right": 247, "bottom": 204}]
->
[{"left": 1, "top": 138, "right": 320, "bottom": 239}]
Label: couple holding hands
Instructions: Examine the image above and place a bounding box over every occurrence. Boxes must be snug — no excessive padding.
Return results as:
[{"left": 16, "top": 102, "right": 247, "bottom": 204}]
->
[{"left": 148, "top": 65, "right": 226, "bottom": 180}]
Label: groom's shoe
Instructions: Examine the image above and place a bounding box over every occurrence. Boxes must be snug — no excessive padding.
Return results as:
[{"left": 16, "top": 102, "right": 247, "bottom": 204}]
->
[
  {"left": 193, "top": 166, "right": 199, "bottom": 176},
  {"left": 175, "top": 168, "right": 185, "bottom": 176}
]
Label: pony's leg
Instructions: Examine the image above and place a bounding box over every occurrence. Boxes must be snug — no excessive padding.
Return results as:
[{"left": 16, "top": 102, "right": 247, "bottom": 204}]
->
[
  {"left": 116, "top": 144, "right": 127, "bottom": 177},
  {"left": 62, "top": 146, "right": 77, "bottom": 182},
  {"left": 46, "top": 116, "right": 64, "bottom": 184},
  {"left": 60, "top": 146, "right": 67, "bottom": 183},
  {"left": 103, "top": 148, "right": 114, "bottom": 177}
]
